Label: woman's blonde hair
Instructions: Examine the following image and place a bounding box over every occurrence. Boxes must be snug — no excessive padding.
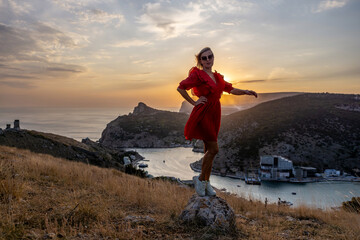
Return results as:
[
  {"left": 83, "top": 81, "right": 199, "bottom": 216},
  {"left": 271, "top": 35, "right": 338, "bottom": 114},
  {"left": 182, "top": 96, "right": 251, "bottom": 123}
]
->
[{"left": 195, "top": 47, "right": 213, "bottom": 69}]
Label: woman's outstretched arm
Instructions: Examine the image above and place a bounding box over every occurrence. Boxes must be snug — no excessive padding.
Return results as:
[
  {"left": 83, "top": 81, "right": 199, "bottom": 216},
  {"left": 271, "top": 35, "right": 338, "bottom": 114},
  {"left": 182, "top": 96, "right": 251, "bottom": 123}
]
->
[
  {"left": 230, "top": 88, "right": 258, "bottom": 98},
  {"left": 177, "top": 88, "right": 208, "bottom": 106}
]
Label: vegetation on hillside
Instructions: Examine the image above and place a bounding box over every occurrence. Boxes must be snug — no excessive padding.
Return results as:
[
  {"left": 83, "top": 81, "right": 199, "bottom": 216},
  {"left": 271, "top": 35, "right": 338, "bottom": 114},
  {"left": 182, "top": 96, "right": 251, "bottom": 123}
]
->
[
  {"left": 1, "top": 146, "right": 359, "bottom": 239},
  {"left": 0, "top": 129, "right": 142, "bottom": 171},
  {"left": 214, "top": 93, "right": 360, "bottom": 174}
]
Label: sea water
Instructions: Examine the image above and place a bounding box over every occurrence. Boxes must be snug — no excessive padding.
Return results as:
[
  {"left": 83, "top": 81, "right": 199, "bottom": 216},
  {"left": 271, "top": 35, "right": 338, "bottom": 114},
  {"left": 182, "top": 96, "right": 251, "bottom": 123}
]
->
[
  {"left": 128, "top": 147, "right": 360, "bottom": 209},
  {"left": 1, "top": 107, "right": 359, "bottom": 208}
]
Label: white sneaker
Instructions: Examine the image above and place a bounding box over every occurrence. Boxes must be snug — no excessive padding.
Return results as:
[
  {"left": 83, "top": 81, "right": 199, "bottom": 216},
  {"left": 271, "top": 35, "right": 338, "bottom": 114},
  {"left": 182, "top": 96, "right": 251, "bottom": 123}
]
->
[
  {"left": 193, "top": 176, "right": 206, "bottom": 197},
  {"left": 206, "top": 181, "right": 216, "bottom": 196}
]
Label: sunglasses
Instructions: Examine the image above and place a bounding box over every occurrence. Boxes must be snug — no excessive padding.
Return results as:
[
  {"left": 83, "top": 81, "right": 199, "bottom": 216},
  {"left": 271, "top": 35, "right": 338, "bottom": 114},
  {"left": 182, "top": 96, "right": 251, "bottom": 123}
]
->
[{"left": 201, "top": 54, "right": 213, "bottom": 61}]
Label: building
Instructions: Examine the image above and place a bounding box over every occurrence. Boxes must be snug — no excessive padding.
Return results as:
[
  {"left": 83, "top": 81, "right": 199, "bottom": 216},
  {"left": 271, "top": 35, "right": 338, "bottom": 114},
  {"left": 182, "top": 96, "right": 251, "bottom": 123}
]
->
[
  {"left": 294, "top": 167, "right": 317, "bottom": 178},
  {"left": 260, "top": 155, "right": 293, "bottom": 180},
  {"left": 324, "top": 169, "right": 341, "bottom": 177}
]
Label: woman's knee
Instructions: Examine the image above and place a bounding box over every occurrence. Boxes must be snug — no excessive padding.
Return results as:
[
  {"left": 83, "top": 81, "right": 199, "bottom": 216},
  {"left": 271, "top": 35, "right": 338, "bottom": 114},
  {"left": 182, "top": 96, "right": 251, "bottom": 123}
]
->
[{"left": 207, "top": 145, "right": 219, "bottom": 155}]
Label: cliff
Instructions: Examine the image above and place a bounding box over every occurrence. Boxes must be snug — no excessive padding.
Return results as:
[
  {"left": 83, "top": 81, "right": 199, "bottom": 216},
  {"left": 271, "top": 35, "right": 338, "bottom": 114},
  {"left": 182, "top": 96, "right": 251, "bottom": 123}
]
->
[{"left": 99, "top": 102, "right": 189, "bottom": 148}]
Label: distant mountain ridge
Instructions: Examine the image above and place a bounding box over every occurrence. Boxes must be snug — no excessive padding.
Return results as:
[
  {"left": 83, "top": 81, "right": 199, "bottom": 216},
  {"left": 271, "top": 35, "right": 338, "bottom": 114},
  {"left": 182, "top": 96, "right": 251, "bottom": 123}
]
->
[{"left": 179, "top": 92, "right": 302, "bottom": 115}]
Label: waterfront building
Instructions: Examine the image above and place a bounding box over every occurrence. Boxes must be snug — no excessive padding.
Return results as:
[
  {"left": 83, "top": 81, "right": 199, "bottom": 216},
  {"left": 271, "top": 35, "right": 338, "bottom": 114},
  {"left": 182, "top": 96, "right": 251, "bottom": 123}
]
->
[
  {"left": 294, "top": 167, "right": 317, "bottom": 178},
  {"left": 260, "top": 155, "right": 293, "bottom": 180},
  {"left": 324, "top": 169, "right": 341, "bottom": 177}
]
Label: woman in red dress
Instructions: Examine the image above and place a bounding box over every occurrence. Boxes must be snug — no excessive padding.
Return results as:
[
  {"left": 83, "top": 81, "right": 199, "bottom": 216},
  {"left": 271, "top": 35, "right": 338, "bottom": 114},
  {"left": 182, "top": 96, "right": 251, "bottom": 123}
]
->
[{"left": 177, "top": 47, "right": 257, "bottom": 197}]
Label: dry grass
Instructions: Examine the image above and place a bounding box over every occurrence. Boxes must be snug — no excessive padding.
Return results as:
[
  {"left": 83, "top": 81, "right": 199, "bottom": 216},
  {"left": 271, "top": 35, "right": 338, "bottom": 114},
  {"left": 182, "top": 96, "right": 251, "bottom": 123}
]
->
[{"left": 0, "top": 145, "right": 359, "bottom": 239}]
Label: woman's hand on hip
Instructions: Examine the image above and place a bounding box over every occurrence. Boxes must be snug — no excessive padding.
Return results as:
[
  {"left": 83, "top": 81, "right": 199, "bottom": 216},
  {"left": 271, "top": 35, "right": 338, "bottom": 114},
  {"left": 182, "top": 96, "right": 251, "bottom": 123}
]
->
[{"left": 195, "top": 96, "right": 208, "bottom": 106}]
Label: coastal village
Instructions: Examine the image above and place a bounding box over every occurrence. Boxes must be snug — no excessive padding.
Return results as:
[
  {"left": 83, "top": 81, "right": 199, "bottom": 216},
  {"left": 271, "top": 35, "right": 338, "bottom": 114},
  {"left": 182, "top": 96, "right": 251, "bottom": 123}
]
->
[{"left": 245, "top": 155, "right": 360, "bottom": 184}]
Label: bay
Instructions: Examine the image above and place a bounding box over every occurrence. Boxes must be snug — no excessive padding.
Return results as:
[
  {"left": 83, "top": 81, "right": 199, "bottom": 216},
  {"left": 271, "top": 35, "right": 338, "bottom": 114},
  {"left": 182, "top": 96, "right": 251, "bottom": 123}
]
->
[{"left": 130, "top": 147, "right": 360, "bottom": 209}]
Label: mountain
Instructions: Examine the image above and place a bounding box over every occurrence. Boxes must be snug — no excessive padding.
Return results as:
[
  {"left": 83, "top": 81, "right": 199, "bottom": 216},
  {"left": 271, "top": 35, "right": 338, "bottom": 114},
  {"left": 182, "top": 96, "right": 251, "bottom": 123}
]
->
[
  {"left": 179, "top": 92, "right": 302, "bottom": 115},
  {"left": 99, "top": 102, "right": 189, "bottom": 148},
  {"left": 199, "top": 93, "right": 360, "bottom": 176}
]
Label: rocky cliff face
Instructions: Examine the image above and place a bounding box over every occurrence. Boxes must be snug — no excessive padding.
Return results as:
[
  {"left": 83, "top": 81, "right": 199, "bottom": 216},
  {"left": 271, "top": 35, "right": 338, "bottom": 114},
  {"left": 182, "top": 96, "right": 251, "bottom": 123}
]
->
[{"left": 100, "top": 102, "right": 190, "bottom": 148}]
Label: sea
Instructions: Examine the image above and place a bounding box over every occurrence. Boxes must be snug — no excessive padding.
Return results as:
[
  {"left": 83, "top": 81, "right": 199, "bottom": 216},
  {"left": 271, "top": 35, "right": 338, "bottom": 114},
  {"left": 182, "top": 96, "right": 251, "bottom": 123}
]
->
[{"left": 1, "top": 107, "right": 359, "bottom": 209}]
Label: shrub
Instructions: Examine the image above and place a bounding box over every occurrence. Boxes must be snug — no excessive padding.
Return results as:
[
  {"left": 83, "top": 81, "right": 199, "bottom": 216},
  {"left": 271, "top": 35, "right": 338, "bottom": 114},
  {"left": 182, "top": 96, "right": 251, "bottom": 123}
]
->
[{"left": 342, "top": 197, "right": 360, "bottom": 213}]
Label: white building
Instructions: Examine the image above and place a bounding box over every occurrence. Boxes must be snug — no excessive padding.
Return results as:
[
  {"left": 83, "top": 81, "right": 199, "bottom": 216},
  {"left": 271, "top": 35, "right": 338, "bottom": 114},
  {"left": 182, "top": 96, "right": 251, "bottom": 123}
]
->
[
  {"left": 324, "top": 169, "right": 341, "bottom": 177},
  {"left": 260, "top": 155, "right": 293, "bottom": 179}
]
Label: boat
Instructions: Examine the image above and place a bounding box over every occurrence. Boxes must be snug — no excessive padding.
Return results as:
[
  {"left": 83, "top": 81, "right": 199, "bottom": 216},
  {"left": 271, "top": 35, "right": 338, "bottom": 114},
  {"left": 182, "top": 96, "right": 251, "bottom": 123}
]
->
[
  {"left": 245, "top": 176, "right": 261, "bottom": 185},
  {"left": 138, "top": 163, "right": 148, "bottom": 168},
  {"left": 278, "top": 198, "right": 293, "bottom": 206},
  {"left": 245, "top": 168, "right": 261, "bottom": 185}
]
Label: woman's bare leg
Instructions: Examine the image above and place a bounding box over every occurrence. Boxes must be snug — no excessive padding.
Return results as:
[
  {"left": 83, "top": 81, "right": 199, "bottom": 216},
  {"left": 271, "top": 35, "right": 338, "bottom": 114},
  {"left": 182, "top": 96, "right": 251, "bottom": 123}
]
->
[{"left": 199, "top": 141, "right": 218, "bottom": 181}]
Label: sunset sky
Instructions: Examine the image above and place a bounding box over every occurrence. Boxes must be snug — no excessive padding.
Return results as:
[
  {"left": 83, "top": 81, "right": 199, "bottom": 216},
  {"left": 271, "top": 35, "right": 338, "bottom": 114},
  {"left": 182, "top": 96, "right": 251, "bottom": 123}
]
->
[{"left": 0, "top": 0, "right": 359, "bottom": 108}]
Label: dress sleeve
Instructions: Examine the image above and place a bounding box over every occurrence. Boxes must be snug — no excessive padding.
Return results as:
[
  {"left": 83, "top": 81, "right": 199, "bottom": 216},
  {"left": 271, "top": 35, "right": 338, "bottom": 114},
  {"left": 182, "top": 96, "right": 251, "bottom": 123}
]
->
[
  {"left": 224, "top": 81, "right": 234, "bottom": 94},
  {"left": 178, "top": 71, "right": 201, "bottom": 90}
]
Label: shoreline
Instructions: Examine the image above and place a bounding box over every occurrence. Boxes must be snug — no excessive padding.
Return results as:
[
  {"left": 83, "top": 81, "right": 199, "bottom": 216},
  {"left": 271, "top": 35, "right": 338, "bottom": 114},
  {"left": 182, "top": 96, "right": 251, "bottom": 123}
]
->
[{"left": 189, "top": 162, "right": 360, "bottom": 183}]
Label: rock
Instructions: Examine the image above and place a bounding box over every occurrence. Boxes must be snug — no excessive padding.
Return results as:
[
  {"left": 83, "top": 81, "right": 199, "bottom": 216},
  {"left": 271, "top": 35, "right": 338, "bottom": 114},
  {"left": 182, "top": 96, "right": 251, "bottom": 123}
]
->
[
  {"left": 123, "top": 156, "right": 131, "bottom": 165},
  {"left": 179, "top": 100, "right": 193, "bottom": 114},
  {"left": 0, "top": 128, "right": 3, "bottom": 135},
  {"left": 179, "top": 194, "right": 236, "bottom": 232},
  {"left": 132, "top": 102, "right": 160, "bottom": 116}
]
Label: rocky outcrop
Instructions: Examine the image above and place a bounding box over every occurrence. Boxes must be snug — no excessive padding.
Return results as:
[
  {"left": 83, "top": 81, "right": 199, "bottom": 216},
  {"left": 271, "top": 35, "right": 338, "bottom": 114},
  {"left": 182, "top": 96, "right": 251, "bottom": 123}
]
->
[
  {"left": 179, "top": 101, "right": 193, "bottom": 114},
  {"left": 133, "top": 102, "right": 161, "bottom": 115},
  {"left": 179, "top": 194, "right": 236, "bottom": 232},
  {"left": 100, "top": 102, "right": 190, "bottom": 149}
]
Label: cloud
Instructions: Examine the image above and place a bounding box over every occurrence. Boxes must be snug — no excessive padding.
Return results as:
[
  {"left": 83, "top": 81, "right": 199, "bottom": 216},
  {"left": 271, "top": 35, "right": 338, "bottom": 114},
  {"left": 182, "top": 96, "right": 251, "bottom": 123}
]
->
[
  {"left": 221, "top": 22, "right": 235, "bottom": 26},
  {"left": 0, "top": 22, "right": 76, "bottom": 61},
  {"left": 52, "top": 0, "right": 124, "bottom": 28},
  {"left": 137, "top": 2, "right": 206, "bottom": 39},
  {"left": 7, "top": 0, "right": 34, "bottom": 15},
  {"left": 112, "top": 39, "right": 152, "bottom": 48},
  {"left": 0, "top": 73, "right": 37, "bottom": 80},
  {"left": 78, "top": 9, "right": 124, "bottom": 27},
  {"left": 268, "top": 68, "right": 301, "bottom": 81},
  {"left": 46, "top": 67, "right": 83, "bottom": 73},
  {"left": 314, "top": 0, "right": 347, "bottom": 13},
  {"left": 0, "top": 80, "right": 36, "bottom": 89},
  {"left": 0, "top": 23, "right": 85, "bottom": 85},
  {"left": 234, "top": 79, "right": 266, "bottom": 84}
]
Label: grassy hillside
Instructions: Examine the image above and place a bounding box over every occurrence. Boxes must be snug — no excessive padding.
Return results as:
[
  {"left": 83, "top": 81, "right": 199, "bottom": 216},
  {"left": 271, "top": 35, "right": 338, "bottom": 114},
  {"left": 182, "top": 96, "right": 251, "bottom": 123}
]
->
[
  {"left": 1, "top": 146, "right": 359, "bottom": 239},
  {"left": 0, "top": 129, "right": 142, "bottom": 171}
]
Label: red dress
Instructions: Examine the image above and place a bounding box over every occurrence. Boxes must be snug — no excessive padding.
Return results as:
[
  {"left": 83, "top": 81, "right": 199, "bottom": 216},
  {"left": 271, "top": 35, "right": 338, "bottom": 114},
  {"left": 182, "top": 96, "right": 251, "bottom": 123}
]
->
[{"left": 178, "top": 67, "right": 234, "bottom": 141}]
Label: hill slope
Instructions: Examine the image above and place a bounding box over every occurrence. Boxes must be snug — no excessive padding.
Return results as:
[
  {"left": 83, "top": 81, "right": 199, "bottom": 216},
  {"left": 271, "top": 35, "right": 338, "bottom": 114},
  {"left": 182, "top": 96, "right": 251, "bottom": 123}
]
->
[
  {"left": 0, "top": 129, "right": 142, "bottom": 170},
  {"left": 203, "top": 93, "right": 360, "bottom": 175},
  {"left": 1, "top": 146, "right": 359, "bottom": 239}
]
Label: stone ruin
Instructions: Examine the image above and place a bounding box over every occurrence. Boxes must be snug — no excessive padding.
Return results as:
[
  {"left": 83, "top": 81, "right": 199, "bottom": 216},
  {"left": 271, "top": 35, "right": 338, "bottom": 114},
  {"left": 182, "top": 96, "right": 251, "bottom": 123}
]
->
[{"left": 3, "top": 119, "right": 21, "bottom": 131}]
